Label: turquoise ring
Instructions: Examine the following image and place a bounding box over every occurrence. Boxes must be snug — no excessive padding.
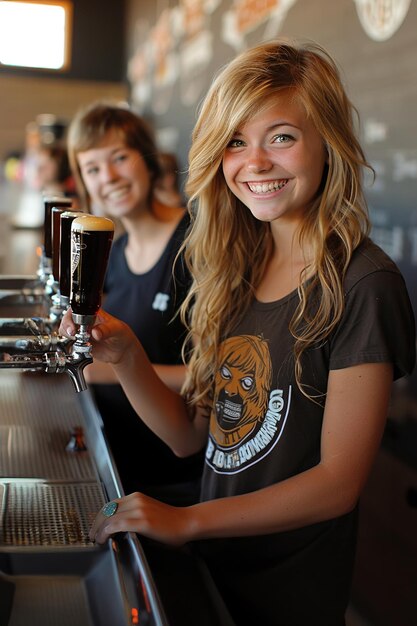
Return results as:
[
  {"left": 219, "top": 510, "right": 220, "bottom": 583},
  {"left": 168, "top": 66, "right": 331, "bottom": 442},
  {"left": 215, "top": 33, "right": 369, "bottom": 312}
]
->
[{"left": 101, "top": 501, "right": 118, "bottom": 517}]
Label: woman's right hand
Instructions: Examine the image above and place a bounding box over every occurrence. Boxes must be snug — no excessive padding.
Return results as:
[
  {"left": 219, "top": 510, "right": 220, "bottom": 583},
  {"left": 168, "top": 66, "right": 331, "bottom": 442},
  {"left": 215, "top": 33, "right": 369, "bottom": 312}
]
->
[
  {"left": 89, "top": 491, "right": 197, "bottom": 547},
  {"left": 59, "top": 307, "right": 136, "bottom": 366}
]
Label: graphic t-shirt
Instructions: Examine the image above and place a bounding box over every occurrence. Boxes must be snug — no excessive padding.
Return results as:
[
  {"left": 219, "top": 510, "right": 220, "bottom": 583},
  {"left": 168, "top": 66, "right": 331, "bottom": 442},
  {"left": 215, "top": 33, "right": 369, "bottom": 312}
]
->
[{"left": 196, "top": 239, "right": 415, "bottom": 626}]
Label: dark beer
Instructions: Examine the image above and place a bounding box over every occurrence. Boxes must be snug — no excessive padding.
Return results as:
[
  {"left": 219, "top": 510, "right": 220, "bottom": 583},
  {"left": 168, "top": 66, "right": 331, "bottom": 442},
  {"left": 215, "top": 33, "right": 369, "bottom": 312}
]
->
[
  {"left": 59, "top": 211, "right": 84, "bottom": 298},
  {"left": 70, "top": 215, "right": 114, "bottom": 320},
  {"left": 43, "top": 196, "right": 72, "bottom": 259}
]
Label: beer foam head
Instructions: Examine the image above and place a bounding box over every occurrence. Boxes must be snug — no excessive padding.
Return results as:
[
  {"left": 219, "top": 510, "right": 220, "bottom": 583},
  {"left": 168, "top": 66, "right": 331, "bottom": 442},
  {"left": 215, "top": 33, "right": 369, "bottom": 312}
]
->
[{"left": 71, "top": 215, "right": 115, "bottom": 232}]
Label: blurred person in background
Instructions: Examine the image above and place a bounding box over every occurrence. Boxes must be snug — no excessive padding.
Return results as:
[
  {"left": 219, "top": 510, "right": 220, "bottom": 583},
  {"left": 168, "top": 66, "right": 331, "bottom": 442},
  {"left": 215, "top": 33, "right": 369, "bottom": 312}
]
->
[
  {"left": 67, "top": 100, "right": 204, "bottom": 505},
  {"left": 154, "top": 151, "right": 185, "bottom": 208},
  {"left": 9, "top": 118, "right": 77, "bottom": 228},
  {"left": 31, "top": 143, "right": 76, "bottom": 198}
]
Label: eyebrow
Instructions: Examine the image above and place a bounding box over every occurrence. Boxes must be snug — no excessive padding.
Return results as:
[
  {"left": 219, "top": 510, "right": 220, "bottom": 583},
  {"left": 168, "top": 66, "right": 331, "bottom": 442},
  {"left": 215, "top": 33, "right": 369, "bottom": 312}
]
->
[
  {"left": 234, "top": 121, "right": 301, "bottom": 136},
  {"left": 79, "top": 159, "right": 97, "bottom": 168},
  {"left": 269, "top": 121, "right": 300, "bottom": 131},
  {"left": 79, "top": 145, "right": 127, "bottom": 167}
]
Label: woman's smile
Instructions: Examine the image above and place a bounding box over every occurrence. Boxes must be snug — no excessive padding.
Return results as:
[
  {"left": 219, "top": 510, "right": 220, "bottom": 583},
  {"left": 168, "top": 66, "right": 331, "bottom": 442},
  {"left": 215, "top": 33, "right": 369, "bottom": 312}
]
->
[{"left": 246, "top": 178, "right": 289, "bottom": 195}]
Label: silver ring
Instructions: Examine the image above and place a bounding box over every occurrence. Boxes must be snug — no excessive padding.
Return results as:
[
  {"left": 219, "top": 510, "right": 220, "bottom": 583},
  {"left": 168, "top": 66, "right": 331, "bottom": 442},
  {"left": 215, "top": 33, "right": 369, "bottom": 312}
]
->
[{"left": 101, "top": 501, "right": 118, "bottom": 517}]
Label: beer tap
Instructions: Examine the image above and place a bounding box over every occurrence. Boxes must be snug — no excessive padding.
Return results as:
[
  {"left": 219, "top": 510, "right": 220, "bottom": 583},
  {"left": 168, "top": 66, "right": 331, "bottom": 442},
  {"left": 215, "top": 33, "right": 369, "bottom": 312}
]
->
[
  {"left": 0, "top": 196, "right": 74, "bottom": 319},
  {"left": 0, "top": 214, "right": 114, "bottom": 392},
  {"left": 0, "top": 200, "right": 78, "bottom": 337},
  {"left": 48, "top": 208, "right": 82, "bottom": 321},
  {"left": 0, "top": 324, "right": 91, "bottom": 393},
  {"left": 38, "top": 195, "right": 73, "bottom": 291},
  {"left": 66, "top": 213, "right": 114, "bottom": 376}
]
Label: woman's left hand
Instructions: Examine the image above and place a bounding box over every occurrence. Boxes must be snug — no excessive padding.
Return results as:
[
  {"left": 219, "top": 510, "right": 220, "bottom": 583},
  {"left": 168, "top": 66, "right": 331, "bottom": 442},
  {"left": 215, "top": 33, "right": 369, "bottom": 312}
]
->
[{"left": 89, "top": 492, "right": 195, "bottom": 546}]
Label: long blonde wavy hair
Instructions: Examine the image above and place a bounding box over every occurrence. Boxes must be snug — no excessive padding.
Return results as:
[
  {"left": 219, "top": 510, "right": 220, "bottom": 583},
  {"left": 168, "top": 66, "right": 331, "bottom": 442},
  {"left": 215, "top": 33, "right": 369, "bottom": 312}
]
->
[{"left": 181, "top": 39, "right": 371, "bottom": 408}]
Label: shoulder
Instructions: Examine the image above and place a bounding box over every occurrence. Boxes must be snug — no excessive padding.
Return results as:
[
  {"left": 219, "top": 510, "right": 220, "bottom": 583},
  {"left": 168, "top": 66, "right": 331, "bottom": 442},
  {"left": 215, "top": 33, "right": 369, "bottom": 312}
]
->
[
  {"left": 106, "top": 233, "right": 128, "bottom": 277},
  {"left": 174, "top": 211, "right": 191, "bottom": 238},
  {"left": 344, "top": 238, "right": 404, "bottom": 294},
  {"left": 333, "top": 238, "right": 415, "bottom": 378},
  {"left": 110, "top": 232, "right": 128, "bottom": 253},
  {"left": 166, "top": 211, "right": 190, "bottom": 257}
]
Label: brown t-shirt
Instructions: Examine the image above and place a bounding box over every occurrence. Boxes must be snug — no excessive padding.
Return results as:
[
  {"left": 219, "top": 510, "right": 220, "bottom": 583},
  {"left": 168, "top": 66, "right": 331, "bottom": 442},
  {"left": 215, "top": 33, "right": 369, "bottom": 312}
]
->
[{"left": 195, "top": 238, "right": 415, "bottom": 626}]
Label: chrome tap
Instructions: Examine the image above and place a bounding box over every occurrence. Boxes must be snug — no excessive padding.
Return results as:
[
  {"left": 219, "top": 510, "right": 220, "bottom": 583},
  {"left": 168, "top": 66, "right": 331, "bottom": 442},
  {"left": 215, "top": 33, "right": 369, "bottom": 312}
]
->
[
  {"left": 0, "top": 214, "right": 114, "bottom": 393},
  {"left": 0, "top": 319, "right": 92, "bottom": 392},
  {"left": 64, "top": 324, "right": 94, "bottom": 392}
]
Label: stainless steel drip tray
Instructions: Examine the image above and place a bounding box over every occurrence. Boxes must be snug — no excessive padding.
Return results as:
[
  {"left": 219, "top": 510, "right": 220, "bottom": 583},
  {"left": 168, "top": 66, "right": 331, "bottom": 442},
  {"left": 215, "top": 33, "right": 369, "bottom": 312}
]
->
[
  {"left": 0, "top": 480, "right": 135, "bottom": 626},
  {"left": 0, "top": 546, "right": 133, "bottom": 626},
  {"left": 0, "top": 480, "right": 105, "bottom": 548}
]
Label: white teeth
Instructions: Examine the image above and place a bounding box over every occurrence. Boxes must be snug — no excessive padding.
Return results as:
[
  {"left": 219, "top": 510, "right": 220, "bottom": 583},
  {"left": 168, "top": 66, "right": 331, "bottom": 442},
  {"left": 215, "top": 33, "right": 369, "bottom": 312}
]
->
[
  {"left": 247, "top": 180, "right": 288, "bottom": 194},
  {"left": 108, "top": 187, "right": 129, "bottom": 200}
]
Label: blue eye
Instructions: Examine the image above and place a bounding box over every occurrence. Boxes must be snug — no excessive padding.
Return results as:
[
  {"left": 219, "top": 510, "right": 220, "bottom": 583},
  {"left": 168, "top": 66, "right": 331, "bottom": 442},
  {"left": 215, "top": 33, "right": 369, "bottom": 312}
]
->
[
  {"left": 273, "top": 134, "right": 293, "bottom": 143},
  {"left": 227, "top": 138, "right": 245, "bottom": 148}
]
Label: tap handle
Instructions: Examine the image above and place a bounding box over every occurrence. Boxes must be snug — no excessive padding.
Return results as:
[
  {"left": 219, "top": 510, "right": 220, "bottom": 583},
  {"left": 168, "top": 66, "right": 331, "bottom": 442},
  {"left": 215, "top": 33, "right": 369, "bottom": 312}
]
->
[
  {"left": 69, "top": 215, "right": 114, "bottom": 327},
  {"left": 51, "top": 206, "right": 71, "bottom": 285},
  {"left": 59, "top": 210, "right": 84, "bottom": 301},
  {"left": 43, "top": 195, "right": 72, "bottom": 262}
]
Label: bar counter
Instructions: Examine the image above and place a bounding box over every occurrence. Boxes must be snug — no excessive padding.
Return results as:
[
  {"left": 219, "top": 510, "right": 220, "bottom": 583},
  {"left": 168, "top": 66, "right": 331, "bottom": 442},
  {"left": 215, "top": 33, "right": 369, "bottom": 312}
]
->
[
  {"left": 0, "top": 203, "right": 233, "bottom": 626},
  {"left": 0, "top": 368, "right": 168, "bottom": 625}
]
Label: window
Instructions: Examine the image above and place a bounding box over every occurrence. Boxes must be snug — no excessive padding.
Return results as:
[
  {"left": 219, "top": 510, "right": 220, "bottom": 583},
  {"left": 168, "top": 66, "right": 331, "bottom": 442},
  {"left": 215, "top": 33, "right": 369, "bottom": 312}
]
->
[{"left": 0, "top": 1, "right": 72, "bottom": 70}]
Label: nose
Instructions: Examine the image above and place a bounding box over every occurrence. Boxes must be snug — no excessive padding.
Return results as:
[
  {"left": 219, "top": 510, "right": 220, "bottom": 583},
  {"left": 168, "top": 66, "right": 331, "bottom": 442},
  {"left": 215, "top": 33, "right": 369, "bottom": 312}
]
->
[
  {"left": 101, "top": 162, "right": 118, "bottom": 183},
  {"left": 246, "top": 146, "right": 272, "bottom": 173}
]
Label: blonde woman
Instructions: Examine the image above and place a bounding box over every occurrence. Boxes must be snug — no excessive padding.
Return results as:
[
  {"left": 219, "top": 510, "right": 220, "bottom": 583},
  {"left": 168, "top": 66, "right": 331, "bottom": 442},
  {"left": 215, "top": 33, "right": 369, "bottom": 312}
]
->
[{"left": 62, "top": 42, "right": 415, "bottom": 625}]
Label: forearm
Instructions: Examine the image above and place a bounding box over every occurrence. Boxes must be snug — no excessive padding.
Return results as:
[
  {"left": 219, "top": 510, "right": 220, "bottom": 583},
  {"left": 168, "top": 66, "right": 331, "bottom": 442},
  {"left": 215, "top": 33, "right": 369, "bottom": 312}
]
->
[
  {"left": 153, "top": 363, "right": 187, "bottom": 392},
  {"left": 85, "top": 360, "right": 119, "bottom": 384},
  {"left": 90, "top": 462, "right": 359, "bottom": 548},
  {"left": 85, "top": 357, "right": 186, "bottom": 389},
  {"left": 112, "top": 341, "right": 204, "bottom": 456},
  {"left": 186, "top": 462, "right": 358, "bottom": 542}
]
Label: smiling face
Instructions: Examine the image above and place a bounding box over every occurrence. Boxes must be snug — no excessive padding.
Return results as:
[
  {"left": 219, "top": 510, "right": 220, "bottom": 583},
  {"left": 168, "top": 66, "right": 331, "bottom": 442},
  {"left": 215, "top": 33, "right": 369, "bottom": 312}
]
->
[
  {"left": 222, "top": 92, "right": 327, "bottom": 230},
  {"left": 76, "top": 129, "right": 152, "bottom": 219}
]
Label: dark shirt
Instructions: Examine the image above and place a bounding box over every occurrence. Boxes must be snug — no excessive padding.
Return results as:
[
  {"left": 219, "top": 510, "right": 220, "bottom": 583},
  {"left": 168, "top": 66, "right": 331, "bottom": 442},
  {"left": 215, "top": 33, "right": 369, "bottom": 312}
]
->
[
  {"left": 195, "top": 238, "right": 415, "bottom": 626},
  {"left": 92, "top": 214, "right": 204, "bottom": 499}
]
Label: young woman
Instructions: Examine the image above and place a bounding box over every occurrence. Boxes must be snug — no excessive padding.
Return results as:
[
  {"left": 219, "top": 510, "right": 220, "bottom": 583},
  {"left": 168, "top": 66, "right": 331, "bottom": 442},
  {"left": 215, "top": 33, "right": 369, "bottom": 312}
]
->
[
  {"left": 154, "top": 151, "right": 184, "bottom": 208},
  {"left": 67, "top": 102, "right": 203, "bottom": 503},
  {"left": 32, "top": 142, "right": 75, "bottom": 197},
  {"left": 62, "top": 43, "right": 415, "bottom": 625}
]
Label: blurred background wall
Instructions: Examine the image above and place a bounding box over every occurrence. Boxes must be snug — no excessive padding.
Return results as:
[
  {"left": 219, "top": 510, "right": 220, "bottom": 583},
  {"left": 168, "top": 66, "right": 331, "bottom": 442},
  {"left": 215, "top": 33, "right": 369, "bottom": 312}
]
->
[{"left": 0, "top": 0, "right": 128, "bottom": 159}]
